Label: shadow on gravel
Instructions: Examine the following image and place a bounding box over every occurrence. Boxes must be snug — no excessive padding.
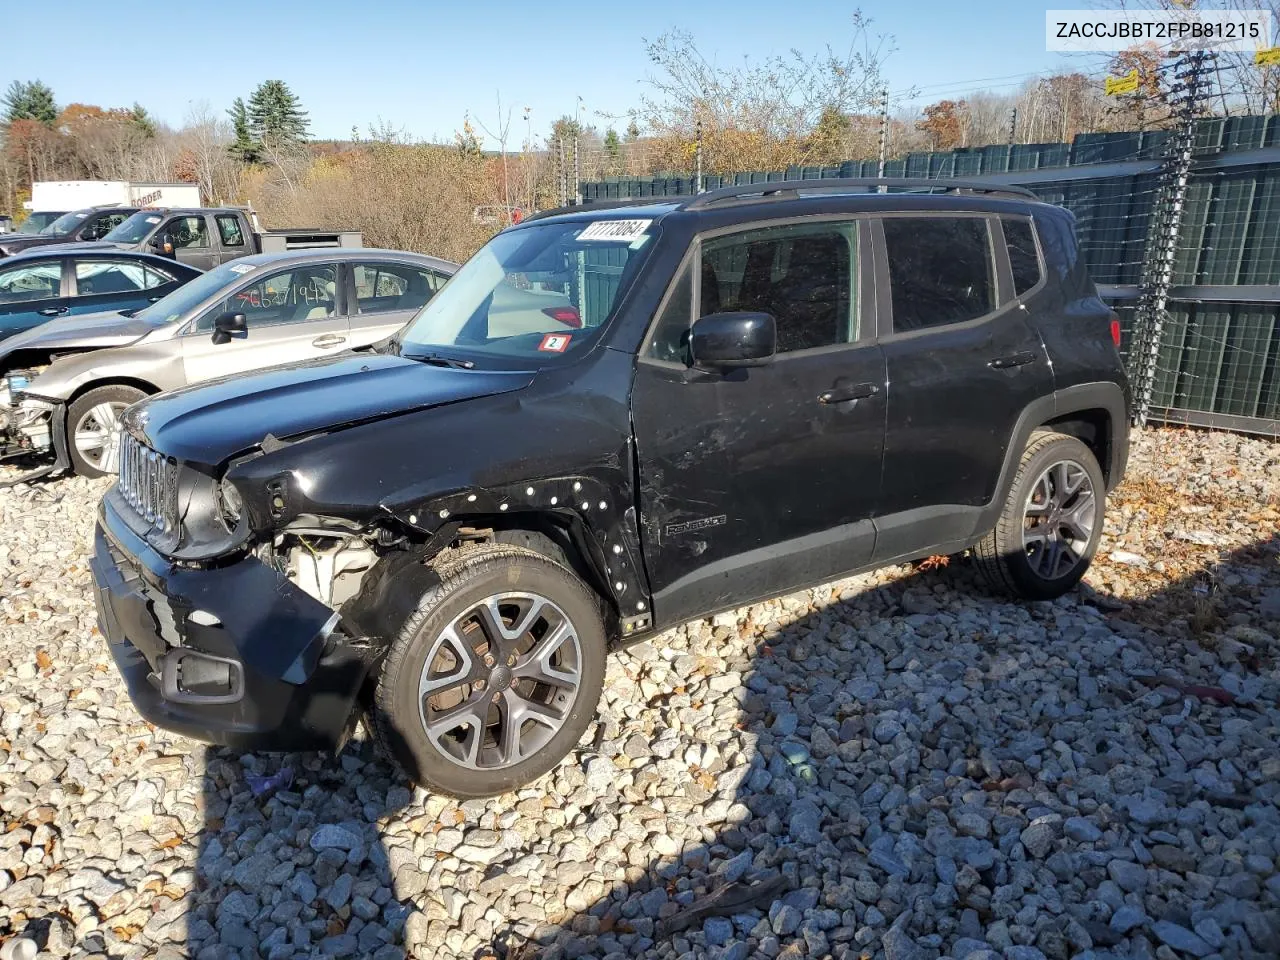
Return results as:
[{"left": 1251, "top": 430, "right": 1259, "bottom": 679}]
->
[{"left": 176, "top": 536, "right": 1278, "bottom": 960}]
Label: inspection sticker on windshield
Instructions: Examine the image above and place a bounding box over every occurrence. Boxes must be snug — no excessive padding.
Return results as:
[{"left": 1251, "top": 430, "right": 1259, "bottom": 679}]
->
[
  {"left": 229, "top": 263, "right": 255, "bottom": 274},
  {"left": 145, "top": 216, "right": 162, "bottom": 224},
  {"left": 578, "top": 219, "right": 651, "bottom": 242},
  {"left": 538, "top": 333, "right": 572, "bottom": 353}
]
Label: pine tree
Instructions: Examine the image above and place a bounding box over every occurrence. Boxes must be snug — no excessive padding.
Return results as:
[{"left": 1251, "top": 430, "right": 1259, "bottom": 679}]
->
[
  {"left": 2, "top": 80, "right": 57, "bottom": 125},
  {"left": 227, "top": 97, "right": 260, "bottom": 163},
  {"left": 129, "top": 102, "right": 157, "bottom": 138},
  {"left": 246, "top": 80, "right": 309, "bottom": 147}
]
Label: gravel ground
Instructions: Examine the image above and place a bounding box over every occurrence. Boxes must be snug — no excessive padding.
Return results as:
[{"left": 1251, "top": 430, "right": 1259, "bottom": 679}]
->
[{"left": 0, "top": 426, "right": 1277, "bottom": 960}]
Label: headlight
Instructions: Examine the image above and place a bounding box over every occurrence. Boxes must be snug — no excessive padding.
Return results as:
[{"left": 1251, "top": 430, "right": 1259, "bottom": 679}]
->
[{"left": 218, "top": 478, "right": 244, "bottom": 530}]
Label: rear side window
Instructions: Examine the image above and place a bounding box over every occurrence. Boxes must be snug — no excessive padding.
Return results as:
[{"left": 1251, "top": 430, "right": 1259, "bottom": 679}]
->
[
  {"left": 74, "top": 260, "right": 170, "bottom": 295},
  {"left": 216, "top": 215, "right": 245, "bottom": 247},
  {"left": 1004, "top": 219, "right": 1041, "bottom": 296},
  {"left": 882, "top": 217, "right": 995, "bottom": 333},
  {"left": 0, "top": 262, "right": 61, "bottom": 303}
]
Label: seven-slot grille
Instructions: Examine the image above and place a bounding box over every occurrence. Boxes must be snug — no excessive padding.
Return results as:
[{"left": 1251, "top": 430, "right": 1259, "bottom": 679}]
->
[{"left": 117, "top": 432, "right": 178, "bottom": 533}]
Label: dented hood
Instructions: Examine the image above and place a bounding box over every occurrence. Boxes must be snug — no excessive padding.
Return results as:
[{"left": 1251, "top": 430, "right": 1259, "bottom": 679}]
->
[
  {"left": 0, "top": 309, "right": 153, "bottom": 366},
  {"left": 125, "top": 353, "right": 537, "bottom": 467}
]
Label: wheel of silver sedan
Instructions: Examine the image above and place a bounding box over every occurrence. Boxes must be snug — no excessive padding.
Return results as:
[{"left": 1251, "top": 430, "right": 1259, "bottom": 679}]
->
[
  {"left": 73, "top": 400, "right": 127, "bottom": 472},
  {"left": 417, "top": 592, "right": 582, "bottom": 771},
  {"left": 1021, "top": 458, "right": 1096, "bottom": 581}
]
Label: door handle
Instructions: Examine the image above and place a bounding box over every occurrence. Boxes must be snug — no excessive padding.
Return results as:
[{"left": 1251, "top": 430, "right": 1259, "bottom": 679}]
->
[
  {"left": 819, "top": 382, "right": 879, "bottom": 404},
  {"left": 37, "top": 307, "right": 68, "bottom": 317},
  {"left": 312, "top": 334, "right": 347, "bottom": 348},
  {"left": 988, "top": 351, "right": 1037, "bottom": 369}
]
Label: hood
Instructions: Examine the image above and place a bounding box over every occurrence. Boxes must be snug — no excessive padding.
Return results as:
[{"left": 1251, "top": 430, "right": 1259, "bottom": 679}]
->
[
  {"left": 0, "top": 234, "right": 83, "bottom": 256},
  {"left": 123, "top": 352, "right": 537, "bottom": 467},
  {"left": 0, "top": 309, "right": 153, "bottom": 366},
  {"left": 17, "top": 240, "right": 124, "bottom": 254}
]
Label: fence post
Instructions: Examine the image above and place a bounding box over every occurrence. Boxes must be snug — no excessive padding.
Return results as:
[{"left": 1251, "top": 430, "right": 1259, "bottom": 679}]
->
[
  {"left": 1131, "top": 49, "right": 1210, "bottom": 427},
  {"left": 556, "top": 137, "right": 566, "bottom": 207},
  {"left": 573, "top": 135, "right": 581, "bottom": 205},
  {"left": 876, "top": 87, "right": 889, "bottom": 181},
  {"left": 695, "top": 121, "right": 703, "bottom": 194}
]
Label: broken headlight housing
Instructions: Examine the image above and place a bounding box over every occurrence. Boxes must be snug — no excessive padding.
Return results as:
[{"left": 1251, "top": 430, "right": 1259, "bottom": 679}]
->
[{"left": 218, "top": 477, "right": 244, "bottom": 531}]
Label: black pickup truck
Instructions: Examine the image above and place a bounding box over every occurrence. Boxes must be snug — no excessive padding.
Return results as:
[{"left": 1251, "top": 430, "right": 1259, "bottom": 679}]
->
[
  {"left": 0, "top": 206, "right": 139, "bottom": 259},
  {"left": 36, "top": 207, "right": 362, "bottom": 271}
]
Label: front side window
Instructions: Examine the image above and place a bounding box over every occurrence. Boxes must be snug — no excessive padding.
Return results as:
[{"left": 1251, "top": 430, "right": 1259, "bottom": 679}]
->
[
  {"left": 74, "top": 260, "right": 171, "bottom": 296},
  {"left": 882, "top": 217, "right": 995, "bottom": 333},
  {"left": 1004, "top": 219, "right": 1042, "bottom": 296},
  {"left": 399, "top": 219, "right": 656, "bottom": 366},
  {"left": 216, "top": 215, "right": 245, "bottom": 247},
  {"left": 197, "top": 265, "right": 337, "bottom": 331},
  {"left": 0, "top": 262, "right": 62, "bottom": 303},
  {"left": 169, "top": 216, "right": 210, "bottom": 249},
  {"left": 354, "top": 262, "right": 443, "bottom": 314}
]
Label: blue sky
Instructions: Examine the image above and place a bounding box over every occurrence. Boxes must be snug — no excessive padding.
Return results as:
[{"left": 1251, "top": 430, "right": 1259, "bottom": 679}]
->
[{"left": 4, "top": 0, "right": 1076, "bottom": 145}]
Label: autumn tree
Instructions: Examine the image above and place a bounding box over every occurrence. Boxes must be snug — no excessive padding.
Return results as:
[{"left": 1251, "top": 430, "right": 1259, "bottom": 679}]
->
[
  {"left": 637, "top": 13, "right": 894, "bottom": 172},
  {"left": 1105, "top": 44, "right": 1174, "bottom": 131},
  {"left": 917, "top": 99, "right": 966, "bottom": 150}
]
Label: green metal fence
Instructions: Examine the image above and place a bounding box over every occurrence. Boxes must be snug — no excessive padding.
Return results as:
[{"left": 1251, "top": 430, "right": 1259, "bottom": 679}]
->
[{"left": 581, "top": 115, "right": 1280, "bottom": 433}]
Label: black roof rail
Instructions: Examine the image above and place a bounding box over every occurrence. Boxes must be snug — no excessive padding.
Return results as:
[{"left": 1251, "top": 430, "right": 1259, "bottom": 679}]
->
[
  {"left": 520, "top": 196, "right": 682, "bottom": 223},
  {"left": 682, "top": 177, "right": 1038, "bottom": 209}
]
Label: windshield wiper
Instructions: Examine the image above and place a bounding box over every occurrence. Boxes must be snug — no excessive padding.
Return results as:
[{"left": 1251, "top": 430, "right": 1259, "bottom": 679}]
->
[
  {"left": 406, "top": 352, "right": 475, "bottom": 369},
  {"left": 119, "top": 308, "right": 139, "bottom": 318}
]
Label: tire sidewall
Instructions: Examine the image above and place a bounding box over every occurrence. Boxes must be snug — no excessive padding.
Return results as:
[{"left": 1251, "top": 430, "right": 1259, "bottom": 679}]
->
[
  {"left": 66, "top": 385, "right": 146, "bottom": 478},
  {"left": 377, "top": 553, "right": 606, "bottom": 798},
  {"left": 1002, "top": 436, "right": 1106, "bottom": 600}
]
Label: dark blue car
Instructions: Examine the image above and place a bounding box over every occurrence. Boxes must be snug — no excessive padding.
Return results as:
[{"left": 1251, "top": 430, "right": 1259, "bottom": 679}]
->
[{"left": 0, "top": 249, "right": 202, "bottom": 342}]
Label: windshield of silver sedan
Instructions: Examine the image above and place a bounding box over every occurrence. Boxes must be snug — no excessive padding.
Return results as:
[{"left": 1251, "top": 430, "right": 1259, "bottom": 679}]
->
[{"left": 397, "top": 219, "right": 655, "bottom": 365}]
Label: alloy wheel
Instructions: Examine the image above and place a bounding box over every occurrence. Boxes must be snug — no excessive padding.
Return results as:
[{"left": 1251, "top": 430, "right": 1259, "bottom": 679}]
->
[
  {"left": 1021, "top": 458, "right": 1097, "bottom": 580},
  {"left": 416, "top": 592, "right": 582, "bottom": 770},
  {"left": 73, "top": 401, "right": 128, "bottom": 473}
]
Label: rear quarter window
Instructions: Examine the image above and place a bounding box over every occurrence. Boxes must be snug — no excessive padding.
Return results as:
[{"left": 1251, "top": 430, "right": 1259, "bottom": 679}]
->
[{"left": 1003, "top": 219, "right": 1042, "bottom": 296}]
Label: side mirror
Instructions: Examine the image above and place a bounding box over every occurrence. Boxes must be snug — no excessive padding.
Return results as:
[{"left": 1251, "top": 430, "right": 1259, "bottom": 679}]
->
[
  {"left": 211, "top": 312, "right": 247, "bottom": 345},
  {"left": 690, "top": 311, "right": 776, "bottom": 369}
]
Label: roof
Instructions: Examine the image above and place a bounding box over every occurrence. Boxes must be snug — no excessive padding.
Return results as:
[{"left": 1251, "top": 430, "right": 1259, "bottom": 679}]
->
[
  {"left": 521, "top": 177, "right": 1049, "bottom": 227},
  {"left": 0, "top": 247, "right": 197, "bottom": 268},
  {"left": 220, "top": 248, "right": 459, "bottom": 272}
]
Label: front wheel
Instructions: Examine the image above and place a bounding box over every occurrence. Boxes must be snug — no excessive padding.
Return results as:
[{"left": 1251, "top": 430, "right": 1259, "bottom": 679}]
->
[
  {"left": 369, "top": 545, "right": 607, "bottom": 798},
  {"left": 66, "top": 384, "right": 147, "bottom": 478},
  {"left": 975, "top": 431, "right": 1105, "bottom": 600}
]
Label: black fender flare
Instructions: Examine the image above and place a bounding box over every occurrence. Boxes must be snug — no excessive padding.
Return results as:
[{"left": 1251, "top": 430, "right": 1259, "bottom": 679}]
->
[
  {"left": 378, "top": 474, "right": 650, "bottom": 619},
  {"left": 973, "top": 381, "right": 1130, "bottom": 537}
]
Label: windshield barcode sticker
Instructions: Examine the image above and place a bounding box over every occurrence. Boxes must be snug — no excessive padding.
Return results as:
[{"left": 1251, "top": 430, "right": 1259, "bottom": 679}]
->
[
  {"left": 228, "top": 263, "right": 255, "bottom": 274},
  {"left": 578, "top": 219, "right": 651, "bottom": 242}
]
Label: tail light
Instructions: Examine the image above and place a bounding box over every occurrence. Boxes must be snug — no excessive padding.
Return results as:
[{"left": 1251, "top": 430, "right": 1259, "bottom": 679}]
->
[
  {"left": 542, "top": 306, "right": 582, "bottom": 328},
  {"left": 1109, "top": 312, "right": 1122, "bottom": 348}
]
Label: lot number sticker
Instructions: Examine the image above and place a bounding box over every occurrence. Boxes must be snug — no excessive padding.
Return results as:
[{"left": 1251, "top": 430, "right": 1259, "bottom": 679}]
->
[
  {"left": 538, "top": 333, "right": 573, "bottom": 352},
  {"left": 578, "top": 219, "right": 651, "bottom": 242}
]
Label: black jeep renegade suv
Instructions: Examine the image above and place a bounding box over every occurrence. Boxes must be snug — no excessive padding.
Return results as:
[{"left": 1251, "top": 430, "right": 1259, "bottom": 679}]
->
[{"left": 90, "top": 178, "right": 1131, "bottom": 798}]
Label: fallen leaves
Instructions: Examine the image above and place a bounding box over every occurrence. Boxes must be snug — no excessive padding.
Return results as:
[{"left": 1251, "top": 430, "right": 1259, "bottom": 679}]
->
[{"left": 35, "top": 649, "right": 51, "bottom": 670}]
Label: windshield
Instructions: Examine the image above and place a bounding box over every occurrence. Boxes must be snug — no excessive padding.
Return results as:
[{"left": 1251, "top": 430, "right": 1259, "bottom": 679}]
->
[
  {"left": 40, "top": 210, "right": 90, "bottom": 236},
  {"left": 398, "top": 219, "right": 656, "bottom": 365},
  {"left": 133, "top": 260, "right": 242, "bottom": 327},
  {"left": 16, "top": 212, "right": 63, "bottom": 234},
  {"left": 106, "top": 211, "right": 163, "bottom": 244}
]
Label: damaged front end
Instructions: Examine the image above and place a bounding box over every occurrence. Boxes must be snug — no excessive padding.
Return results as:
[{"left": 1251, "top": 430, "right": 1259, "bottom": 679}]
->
[{"left": 0, "top": 370, "right": 58, "bottom": 464}]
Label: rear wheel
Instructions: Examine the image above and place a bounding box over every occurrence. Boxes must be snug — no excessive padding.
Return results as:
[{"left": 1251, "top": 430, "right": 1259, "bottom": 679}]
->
[
  {"left": 975, "top": 431, "right": 1105, "bottom": 600},
  {"left": 369, "top": 545, "right": 606, "bottom": 798},
  {"left": 66, "top": 384, "right": 146, "bottom": 478}
]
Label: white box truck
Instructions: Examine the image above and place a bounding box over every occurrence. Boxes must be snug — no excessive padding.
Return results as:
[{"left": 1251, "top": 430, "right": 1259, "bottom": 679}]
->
[{"left": 25, "top": 181, "right": 202, "bottom": 214}]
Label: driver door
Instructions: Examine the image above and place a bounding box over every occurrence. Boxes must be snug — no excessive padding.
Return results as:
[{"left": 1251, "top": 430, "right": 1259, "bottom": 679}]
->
[
  {"left": 181, "top": 263, "right": 350, "bottom": 383},
  {"left": 630, "top": 219, "right": 888, "bottom": 625}
]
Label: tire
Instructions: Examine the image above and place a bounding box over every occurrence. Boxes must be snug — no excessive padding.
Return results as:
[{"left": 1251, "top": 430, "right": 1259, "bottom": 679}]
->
[
  {"left": 66, "top": 384, "right": 147, "bottom": 478},
  {"left": 369, "top": 544, "right": 607, "bottom": 798},
  {"left": 975, "top": 431, "right": 1105, "bottom": 600}
]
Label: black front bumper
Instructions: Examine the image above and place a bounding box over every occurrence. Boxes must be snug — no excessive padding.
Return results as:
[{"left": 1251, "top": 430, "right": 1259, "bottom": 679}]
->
[{"left": 90, "top": 492, "right": 370, "bottom": 752}]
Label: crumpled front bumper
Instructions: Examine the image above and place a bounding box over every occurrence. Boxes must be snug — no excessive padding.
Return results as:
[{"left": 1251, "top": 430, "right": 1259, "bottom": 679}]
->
[{"left": 90, "top": 491, "right": 370, "bottom": 751}]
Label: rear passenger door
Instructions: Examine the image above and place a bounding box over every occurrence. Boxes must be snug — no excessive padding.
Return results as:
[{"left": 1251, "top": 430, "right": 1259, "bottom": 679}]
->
[
  {"left": 871, "top": 213, "right": 1052, "bottom": 563},
  {"left": 347, "top": 260, "right": 447, "bottom": 345},
  {"left": 165, "top": 215, "right": 218, "bottom": 271},
  {"left": 67, "top": 259, "right": 178, "bottom": 318},
  {"left": 214, "top": 213, "right": 249, "bottom": 264}
]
